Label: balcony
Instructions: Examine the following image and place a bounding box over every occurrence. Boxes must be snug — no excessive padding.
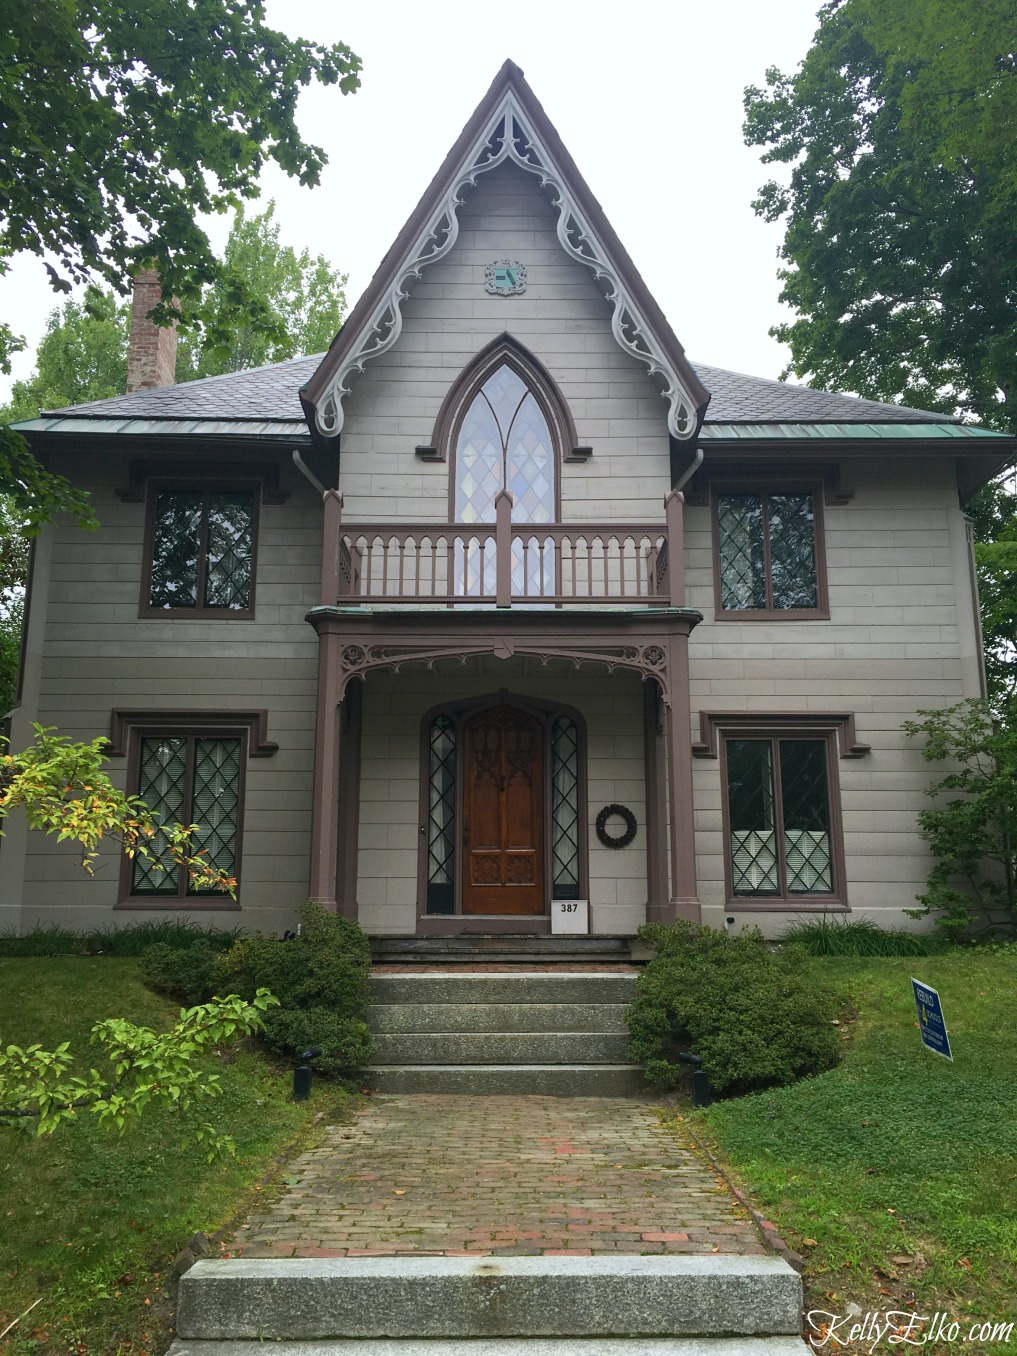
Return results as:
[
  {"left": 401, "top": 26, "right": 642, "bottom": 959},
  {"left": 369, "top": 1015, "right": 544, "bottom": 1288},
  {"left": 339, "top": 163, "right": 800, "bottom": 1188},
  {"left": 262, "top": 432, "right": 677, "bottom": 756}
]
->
[{"left": 321, "top": 490, "right": 685, "bottom": 609}]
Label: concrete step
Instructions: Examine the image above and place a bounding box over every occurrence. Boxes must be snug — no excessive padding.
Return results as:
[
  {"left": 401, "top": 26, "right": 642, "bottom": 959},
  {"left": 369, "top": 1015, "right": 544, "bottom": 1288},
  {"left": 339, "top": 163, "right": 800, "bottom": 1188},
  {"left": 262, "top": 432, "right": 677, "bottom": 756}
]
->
[
  {"left": 368, "top": 1001, "right": 630, "bottom": 1034},
  {"left": 371, "top": 935, "right": 637, "bottom": 965},
  {"left": 367, "top": 1064, "right": 648, "bottom": 1094},
  {"left": 168, "top": 1338, "right": 813, "bottom": 1355},
  {"left": 175, "top": 1257, "right": 803, "bottom": 1342},
  {"left": 371, "top": 1031, "right": 631, "bottom": 1065},
  {"left": 370, "top": 973, "right": 638, "bottom": 1006}
]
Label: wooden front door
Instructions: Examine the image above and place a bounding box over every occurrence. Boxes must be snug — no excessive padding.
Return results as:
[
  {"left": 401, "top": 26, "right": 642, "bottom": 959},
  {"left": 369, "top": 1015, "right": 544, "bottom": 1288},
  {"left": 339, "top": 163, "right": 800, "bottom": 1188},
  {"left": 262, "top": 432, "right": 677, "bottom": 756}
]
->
[{"left": 462, "top": 704, "right": 545, "bottom": 915}]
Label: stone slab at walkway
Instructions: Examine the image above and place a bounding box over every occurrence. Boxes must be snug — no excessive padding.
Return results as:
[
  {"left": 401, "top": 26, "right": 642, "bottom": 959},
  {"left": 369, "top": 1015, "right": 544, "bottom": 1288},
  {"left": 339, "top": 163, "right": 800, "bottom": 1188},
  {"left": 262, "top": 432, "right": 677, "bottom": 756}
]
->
[{"left": 225, "top": 1095, "right": 766, "bottom": 1260}]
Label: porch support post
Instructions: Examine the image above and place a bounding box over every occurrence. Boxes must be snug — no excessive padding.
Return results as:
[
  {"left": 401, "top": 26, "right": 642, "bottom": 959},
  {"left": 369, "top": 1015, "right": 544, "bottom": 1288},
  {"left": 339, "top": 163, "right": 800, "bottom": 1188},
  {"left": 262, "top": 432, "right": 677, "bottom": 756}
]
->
[
  {"left": 336, "top": 677, "right": 363, "bottom": 919},
  {"left": 643, "top": 677, "right": 669, "bottom": 923},
  {"left": 665, "top": 490, "right": 685, "bottom": 606},
  {"left": 664, "top": 631, "right": 700, "bottom": 923},
  {"left": 309, "top": 621, "right": 344, "bottom": 913}
]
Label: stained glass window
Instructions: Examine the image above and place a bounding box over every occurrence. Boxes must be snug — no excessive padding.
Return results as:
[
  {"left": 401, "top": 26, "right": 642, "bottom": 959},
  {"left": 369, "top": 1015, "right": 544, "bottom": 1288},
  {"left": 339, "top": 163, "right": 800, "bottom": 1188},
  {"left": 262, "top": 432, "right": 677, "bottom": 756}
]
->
[
  {"left": 426, "top": 715, "right": 456, "bottom": 914},
  {"left": 551, "top": 716, "right": 580, "bottom": 900},
  {"left": 725, "top": 736, "right": 832, "bottom": 897},
  {"left": 717, "top": 491, "right": 818, "bottom": 612},
  {"left": 132, "top": 735, "right": 241, "bottom": 897},
  {"left": 150, "top": 487, "right": 255, "bottom": 613}
]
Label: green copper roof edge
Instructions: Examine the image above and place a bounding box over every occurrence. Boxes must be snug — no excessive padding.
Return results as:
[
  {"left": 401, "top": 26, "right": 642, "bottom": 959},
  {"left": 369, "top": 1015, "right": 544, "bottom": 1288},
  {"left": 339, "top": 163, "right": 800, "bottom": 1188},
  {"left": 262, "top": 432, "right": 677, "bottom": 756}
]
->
[
  {"left": 9, "top": 416, "right": 310, "bottom": 438},
  {"left": 700, "top": 422, "right": 1009, "bottom": 441}
]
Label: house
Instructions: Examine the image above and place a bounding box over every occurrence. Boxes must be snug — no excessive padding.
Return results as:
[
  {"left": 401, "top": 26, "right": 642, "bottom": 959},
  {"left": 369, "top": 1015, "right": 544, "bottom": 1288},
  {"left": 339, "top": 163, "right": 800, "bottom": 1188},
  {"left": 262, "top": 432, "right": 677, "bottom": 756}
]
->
[{"left": 3, "top": 61, "right": 1013, "bottom": 945}]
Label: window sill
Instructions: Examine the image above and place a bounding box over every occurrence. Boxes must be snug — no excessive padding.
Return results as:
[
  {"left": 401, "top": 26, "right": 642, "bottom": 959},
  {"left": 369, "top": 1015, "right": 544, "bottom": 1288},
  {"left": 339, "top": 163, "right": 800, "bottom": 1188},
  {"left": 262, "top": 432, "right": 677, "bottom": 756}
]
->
[
  {"left": 714, "top": 609, "right": 831, "bottom": 622},
  {"left": 726, "top": 897, "right": 849, "bottom": 913},
  {"left": 139, "top": 608, "right": 256, "bottom": 621},
  {"left": 115, "top": 898, "right": 242, "bottom": 912}
]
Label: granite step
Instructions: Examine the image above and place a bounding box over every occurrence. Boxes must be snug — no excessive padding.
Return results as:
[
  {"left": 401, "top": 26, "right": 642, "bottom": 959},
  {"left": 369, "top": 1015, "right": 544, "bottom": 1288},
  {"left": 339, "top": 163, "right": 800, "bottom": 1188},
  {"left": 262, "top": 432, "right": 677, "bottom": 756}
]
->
[
  {"left": 368, "top": 1001, "right": 630, "bottom": 1033},
  {"left": 168, "top": 1338, "right": 812, "bottom": 1355}
]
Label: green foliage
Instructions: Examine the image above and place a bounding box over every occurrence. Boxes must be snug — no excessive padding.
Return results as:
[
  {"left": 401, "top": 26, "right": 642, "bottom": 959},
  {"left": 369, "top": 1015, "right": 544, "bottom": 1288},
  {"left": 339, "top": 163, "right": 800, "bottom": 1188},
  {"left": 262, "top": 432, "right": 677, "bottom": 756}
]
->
[
  {"left": 967, "top": 479, "right": 1017, "bottom": 707},
  {"left": 0, "top": 287, "right": 129, "bottom": 424},
  {"left": 743, "top": 0, "right": 1017, "bottom": 431},
  {"left": 0, "top": 918, "right": 243, "bottom": 958},
  {"left": 779, "top": 915, "right": 946, "bottom": 957},
  {"left": 141, "top": 902, "right": 373, "bottom": 1080},
  {"left": 0, "top": 0, "right": 361, "bottom": 376},
  {"left": 176, "top": 202, "right": 348, "bottom": 378},
  {"left": 903, "top": 700, "right": 1017, "bottom": 938},
  {"left": 700, "top": 952, "right": 1017, "bottom": 1315},
  {"left": 0, "top": 724, "right": 238, "bottom": 893},
  {"left": 628, "top": 921, "right": 840, "bottom": 1095},
  {"left": 0, "top": 988, "right": 278, "bottom": 1158}
]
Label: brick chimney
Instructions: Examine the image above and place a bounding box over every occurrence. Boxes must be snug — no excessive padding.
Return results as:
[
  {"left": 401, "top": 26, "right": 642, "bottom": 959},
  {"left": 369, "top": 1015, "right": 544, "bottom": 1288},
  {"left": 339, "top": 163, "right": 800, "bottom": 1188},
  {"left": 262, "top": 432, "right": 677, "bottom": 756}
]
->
[{"left": 126, "top": 268, "right": 177, "bottom": 392}]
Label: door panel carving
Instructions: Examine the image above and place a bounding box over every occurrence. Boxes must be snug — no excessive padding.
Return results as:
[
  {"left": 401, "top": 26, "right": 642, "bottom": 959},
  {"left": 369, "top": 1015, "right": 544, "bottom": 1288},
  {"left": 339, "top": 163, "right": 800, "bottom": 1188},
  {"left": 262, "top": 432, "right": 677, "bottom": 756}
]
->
[{"left": 463, "top": 705, "right": 544, "bottom": 914}]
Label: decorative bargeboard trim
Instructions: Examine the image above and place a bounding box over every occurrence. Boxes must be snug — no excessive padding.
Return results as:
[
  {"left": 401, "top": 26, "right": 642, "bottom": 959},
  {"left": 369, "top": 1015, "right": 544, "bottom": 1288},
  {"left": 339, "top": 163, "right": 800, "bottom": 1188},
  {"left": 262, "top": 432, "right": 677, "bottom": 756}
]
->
[{"left": 314, "top": 92, "right": 700, "bottom": 443}]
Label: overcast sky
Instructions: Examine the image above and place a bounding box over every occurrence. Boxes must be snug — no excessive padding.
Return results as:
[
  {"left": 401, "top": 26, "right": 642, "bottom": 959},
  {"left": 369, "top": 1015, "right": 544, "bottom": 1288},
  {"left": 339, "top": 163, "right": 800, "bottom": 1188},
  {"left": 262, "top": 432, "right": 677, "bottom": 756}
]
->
[{"left": 0, "top": 0, "right": 824, "bottom": 401}]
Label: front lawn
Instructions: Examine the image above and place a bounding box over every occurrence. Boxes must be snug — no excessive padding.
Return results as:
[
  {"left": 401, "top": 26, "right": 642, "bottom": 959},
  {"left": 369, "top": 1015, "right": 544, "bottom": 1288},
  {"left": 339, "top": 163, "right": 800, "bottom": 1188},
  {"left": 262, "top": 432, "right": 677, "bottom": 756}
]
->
[
  {"left": 688, "top": 950, "right": 1017, "bottom": 1352},
  {"left": 0, "top": 957, "right": 357, "bottom": 1356}
]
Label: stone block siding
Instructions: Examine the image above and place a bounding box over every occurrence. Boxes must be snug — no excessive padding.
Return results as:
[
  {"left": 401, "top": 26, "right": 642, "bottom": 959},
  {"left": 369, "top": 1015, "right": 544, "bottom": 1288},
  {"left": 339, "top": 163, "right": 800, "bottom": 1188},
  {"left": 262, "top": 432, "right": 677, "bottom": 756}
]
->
[
  {"left": 686, "top": 456, "right": 984, "bottom": 936},
  {"left": 356, "top": 658, "right": 647, "bottom": 936}
]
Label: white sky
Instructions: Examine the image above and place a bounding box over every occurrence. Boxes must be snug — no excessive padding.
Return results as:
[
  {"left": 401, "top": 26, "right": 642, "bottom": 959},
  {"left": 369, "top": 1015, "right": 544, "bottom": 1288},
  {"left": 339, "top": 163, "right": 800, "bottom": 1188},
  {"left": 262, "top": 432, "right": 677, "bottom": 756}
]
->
[{"left": 0, "top": 0, "right": 823, "bottom": 400}]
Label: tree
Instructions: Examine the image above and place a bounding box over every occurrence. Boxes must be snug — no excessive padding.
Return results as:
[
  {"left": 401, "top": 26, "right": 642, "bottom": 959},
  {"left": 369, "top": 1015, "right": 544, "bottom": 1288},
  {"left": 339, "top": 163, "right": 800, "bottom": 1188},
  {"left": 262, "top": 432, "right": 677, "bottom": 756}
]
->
[
  {"left": 743, "top": 0, "right": 1017, "bottom": 431},
  {"left": 0, "top": 288, "right": 129, "bottom": 425},
  {"left": 903, "top": 701, "right": 1017, "bottom": 940},
  {"left": 0, "top": 0, "right": 360, "bottom": 527},
  {"left": 0, "top": 990, "right": 279, "bottom": 1158}
]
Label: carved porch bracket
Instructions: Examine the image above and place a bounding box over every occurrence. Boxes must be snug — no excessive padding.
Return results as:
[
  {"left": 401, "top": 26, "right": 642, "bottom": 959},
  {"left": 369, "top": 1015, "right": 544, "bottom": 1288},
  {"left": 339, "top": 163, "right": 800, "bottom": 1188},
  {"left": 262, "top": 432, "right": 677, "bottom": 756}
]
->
[{"left": 314, "top": 91, "right": 701, "bottom": 444}]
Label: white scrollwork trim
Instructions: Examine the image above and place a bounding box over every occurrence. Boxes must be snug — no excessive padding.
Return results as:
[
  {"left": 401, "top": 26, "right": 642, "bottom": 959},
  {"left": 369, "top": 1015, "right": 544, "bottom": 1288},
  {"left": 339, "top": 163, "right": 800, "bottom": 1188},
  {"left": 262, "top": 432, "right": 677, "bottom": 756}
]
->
[{"left": 315, "top": 93, "right": 698, "bottom": 440}]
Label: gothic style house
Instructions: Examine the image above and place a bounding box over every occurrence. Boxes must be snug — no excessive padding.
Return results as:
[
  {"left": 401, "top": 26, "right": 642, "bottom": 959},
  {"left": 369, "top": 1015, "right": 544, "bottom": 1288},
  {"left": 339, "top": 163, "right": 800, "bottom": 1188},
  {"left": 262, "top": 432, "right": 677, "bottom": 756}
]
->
[{"left": 4, "top": 62, "right": 1012, "bottom": 942}]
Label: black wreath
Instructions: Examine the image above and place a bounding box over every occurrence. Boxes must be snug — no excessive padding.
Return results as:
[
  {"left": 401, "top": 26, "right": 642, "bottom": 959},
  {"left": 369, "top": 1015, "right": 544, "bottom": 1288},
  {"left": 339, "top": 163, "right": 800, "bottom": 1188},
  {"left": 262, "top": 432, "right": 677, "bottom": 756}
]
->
[{"left": 595, "top": 803, "right": 637, "bottom": 849}]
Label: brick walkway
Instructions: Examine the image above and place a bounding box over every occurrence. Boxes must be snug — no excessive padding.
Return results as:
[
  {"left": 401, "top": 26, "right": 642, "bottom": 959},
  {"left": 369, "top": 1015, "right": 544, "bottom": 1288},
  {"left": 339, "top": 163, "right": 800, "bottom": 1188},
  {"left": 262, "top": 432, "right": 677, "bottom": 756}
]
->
[{"left": 226, "top": 1094, "right": 765, "bottom": 1259}]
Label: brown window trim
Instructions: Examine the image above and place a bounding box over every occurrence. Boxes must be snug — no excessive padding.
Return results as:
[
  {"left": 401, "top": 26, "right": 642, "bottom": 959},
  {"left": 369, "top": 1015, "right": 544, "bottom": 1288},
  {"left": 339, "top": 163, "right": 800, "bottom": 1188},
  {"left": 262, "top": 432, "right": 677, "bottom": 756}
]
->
[
  {"left": 416, "top": 333, "right": 590, "bottom": 476},
  {"left": 710, "top": 478, "right": 830, "bottom": 621},
  {"left": 415, "top": 691, "right": 589, "bottom": 929},
  {"left": 109, "top": 709, "right": 277, "bottom": 911},
  {"left": 116, "top": 458, "right": 288, "bottom": 505},
  {"left": 693, "top": 712, "right": 867, "bottom": 913},
  {"left": 139, "top": 478, "right": 261, "bottom": 620}
]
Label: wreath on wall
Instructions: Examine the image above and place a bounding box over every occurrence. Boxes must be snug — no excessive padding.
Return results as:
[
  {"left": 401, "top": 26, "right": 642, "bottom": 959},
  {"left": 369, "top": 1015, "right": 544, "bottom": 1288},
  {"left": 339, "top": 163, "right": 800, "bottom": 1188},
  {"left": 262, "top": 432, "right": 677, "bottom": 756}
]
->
[{"left": 595, "top": 803, "right": 638, "bottom": 849}]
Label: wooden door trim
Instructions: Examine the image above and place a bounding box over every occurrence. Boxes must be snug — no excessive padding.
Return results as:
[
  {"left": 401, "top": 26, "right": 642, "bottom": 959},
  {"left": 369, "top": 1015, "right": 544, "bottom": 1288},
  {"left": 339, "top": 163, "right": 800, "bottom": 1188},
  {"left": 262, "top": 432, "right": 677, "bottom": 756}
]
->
[{"left": 416, "top": 690, "right": 588, "bottom": 927}]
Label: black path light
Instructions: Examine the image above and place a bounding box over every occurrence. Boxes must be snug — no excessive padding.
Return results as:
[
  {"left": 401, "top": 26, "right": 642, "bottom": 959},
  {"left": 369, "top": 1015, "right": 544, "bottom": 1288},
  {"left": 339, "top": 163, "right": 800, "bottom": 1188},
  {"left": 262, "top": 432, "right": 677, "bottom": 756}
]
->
[
  {"left": 293, "top": 1048, "right": 323, "bottom": 1102},
  {"left": 675, "top": 1051, "right": 710, "bottom": 1108}
]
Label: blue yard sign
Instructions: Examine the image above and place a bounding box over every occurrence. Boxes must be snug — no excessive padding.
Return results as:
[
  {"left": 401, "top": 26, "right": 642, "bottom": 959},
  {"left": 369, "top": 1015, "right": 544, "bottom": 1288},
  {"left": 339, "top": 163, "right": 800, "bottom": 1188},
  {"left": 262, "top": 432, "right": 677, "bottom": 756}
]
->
[{"left": 911, "top": 978, "right": 953, "bottom": 1061}]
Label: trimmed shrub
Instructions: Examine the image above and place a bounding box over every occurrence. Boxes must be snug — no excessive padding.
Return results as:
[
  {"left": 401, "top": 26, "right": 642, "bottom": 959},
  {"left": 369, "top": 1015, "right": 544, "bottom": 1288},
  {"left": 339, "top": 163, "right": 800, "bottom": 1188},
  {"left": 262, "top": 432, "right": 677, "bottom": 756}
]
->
[
  {"left": 780, "top": 915, "right": 946, "bottom": 957},
  {"left": 139, "top": 902, "right": 373, "bottom": 1081},
  {"left": 0, "top": 918, "right": 242, "bottom": 958},
  {"left": 627, "top": 921, "right": 840, "bottom": 1095}
]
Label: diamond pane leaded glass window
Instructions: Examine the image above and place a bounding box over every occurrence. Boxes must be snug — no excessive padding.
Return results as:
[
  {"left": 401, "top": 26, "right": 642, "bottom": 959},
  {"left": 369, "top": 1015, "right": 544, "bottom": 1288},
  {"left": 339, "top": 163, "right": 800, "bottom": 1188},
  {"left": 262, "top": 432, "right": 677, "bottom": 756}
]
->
[
  {"left": 131, "top": 735, "right": 241, "bottom": 897},
  {"left": 149, "top": 487, "right": 255, "bottom": 613},
  {"left": 426, "top": 715, "right": 456, "bottom": 914},
  {"left": 454, "top": 362, "right": 556, "bottom": 598},
  {"left": 551, "top": 716, "right": 580, "bottom": 900},
  {"left": 717, "top": 491, "right": 819, "bottom": 613},
  {"left": 725, "top": 736, "right": 832, "bottom": 898}
]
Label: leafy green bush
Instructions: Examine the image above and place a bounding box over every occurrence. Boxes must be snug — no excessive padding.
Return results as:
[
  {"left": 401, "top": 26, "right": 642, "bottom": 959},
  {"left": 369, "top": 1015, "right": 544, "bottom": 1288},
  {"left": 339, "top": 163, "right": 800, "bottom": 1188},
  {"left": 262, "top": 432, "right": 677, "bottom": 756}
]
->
[
  {"left": 779, "top": 915, "right": 946, "bottom": 957},
  {"left": 627, "top": 921, "right": 840, "bottom": 1095},
  {"left": 139, "top": 902, "right": 372, "bottom": 1081}
]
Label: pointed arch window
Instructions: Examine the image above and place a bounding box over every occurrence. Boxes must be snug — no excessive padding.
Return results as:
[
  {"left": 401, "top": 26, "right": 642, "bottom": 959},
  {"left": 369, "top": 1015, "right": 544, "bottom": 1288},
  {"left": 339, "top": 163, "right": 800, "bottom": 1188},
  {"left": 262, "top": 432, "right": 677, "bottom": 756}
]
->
[{"left": 454, "top": 362, "right": 556, "bottom": 526}]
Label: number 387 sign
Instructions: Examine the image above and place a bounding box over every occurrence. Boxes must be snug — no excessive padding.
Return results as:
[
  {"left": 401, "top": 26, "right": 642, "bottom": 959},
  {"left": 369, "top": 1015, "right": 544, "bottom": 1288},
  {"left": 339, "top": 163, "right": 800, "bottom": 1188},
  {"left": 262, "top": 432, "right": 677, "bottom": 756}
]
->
[{"left": 911, "top": 978, "right": 953, "bottom": 1061}]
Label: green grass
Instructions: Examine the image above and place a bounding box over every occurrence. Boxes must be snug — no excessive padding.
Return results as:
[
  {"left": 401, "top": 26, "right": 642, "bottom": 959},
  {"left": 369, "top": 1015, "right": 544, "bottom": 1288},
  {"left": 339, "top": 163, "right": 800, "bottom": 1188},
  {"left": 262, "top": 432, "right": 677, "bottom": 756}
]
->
[
  {"left": 0, "top": 958, "right": 357, "bottom": 1356},
  {"left": 689, "top": 951, "right": 1017, "bottom": 1349},
  {"left": 779, "top": 915, "right": 947, "bottom": 956}
]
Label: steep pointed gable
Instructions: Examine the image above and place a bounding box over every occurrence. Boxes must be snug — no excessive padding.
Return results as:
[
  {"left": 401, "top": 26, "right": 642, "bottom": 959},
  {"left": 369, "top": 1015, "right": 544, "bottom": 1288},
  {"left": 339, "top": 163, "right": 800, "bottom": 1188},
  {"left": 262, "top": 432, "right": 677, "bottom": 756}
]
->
[{"left": 300, "top": 60, "right": 710, "bottom": 444}]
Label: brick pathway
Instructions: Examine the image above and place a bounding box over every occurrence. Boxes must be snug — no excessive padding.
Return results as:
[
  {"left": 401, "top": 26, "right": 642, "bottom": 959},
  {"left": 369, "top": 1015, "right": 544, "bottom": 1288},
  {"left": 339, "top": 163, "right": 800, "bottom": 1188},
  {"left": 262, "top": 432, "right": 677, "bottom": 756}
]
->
[{"left": 226, "top": 1095, "right": 765, "bottom": 1259}]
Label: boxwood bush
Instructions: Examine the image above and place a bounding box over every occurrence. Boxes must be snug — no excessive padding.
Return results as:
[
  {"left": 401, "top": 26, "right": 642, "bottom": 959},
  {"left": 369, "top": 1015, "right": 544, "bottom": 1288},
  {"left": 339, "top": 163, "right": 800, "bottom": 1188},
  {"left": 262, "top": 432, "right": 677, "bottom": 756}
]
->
[
  {"left": 627, "top": 921, "right": 840, "bottom": 1095},
  {"left": 140, "top": 902, "right": 373, "bottom": 1080}
]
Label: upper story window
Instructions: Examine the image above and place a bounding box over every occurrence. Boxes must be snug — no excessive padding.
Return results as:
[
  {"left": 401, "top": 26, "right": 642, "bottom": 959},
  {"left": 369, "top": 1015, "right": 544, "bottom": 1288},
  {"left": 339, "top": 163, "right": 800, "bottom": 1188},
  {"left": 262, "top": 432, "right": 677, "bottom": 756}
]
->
[
  {"left": 713, "top": 486, "right": 827, "bottom": 619},
  {"left": 145, "top": 484, "right": 257, "bottom": 617},
  {"left": 454, "top": 362, "right": 556, "bottom": 526}
]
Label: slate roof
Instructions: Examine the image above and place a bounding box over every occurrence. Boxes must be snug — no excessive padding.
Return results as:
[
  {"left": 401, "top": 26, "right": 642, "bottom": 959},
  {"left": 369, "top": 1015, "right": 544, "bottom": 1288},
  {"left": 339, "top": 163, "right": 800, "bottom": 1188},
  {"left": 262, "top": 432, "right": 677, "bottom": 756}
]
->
[{"left": 35, "top": 353, "right": 959, "bottom": 429}]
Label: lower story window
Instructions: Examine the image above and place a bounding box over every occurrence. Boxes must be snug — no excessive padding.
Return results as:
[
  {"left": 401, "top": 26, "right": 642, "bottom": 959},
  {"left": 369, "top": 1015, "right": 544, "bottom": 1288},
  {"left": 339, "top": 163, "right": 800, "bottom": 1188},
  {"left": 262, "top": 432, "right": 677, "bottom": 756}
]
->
[
  {"left": 724, "top": 735, "right": 836, "bottom": 902},
  {"left": 131, "top": 734, "right": 242, "bottom": 899}
]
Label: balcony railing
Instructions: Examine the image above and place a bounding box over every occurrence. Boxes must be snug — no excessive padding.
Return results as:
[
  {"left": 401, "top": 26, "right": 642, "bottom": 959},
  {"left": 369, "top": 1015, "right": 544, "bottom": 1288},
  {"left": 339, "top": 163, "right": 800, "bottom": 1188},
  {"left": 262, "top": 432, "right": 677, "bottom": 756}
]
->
[{"left": 322, "top": 489, "right": 686, "bottom": 609}]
